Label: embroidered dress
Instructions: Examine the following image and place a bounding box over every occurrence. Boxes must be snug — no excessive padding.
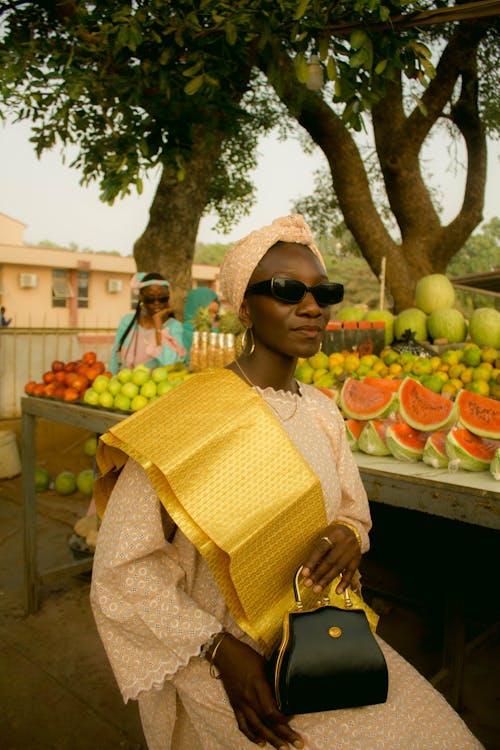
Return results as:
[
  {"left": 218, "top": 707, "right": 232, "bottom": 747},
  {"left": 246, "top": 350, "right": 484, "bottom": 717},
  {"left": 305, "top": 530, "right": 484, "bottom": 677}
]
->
[
  {"left": 109, "top": 314, "right": 186, "bottom": 374},
  {"left": 91, "top": 383, "right": 483, "bottom": 750}
]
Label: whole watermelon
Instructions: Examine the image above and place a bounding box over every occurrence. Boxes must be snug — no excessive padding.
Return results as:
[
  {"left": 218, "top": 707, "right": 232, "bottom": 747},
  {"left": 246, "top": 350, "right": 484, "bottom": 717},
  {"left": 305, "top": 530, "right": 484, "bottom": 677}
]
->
[{"left": 415, "top": 274, "right": 455, "bottom": 314}]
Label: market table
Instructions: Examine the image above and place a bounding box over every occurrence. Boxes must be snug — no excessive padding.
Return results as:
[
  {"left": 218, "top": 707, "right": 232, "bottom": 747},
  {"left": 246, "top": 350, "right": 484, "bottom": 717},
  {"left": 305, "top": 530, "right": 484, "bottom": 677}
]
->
[{"left": 22, "top": 396, "right": 499, "bottom": 709}]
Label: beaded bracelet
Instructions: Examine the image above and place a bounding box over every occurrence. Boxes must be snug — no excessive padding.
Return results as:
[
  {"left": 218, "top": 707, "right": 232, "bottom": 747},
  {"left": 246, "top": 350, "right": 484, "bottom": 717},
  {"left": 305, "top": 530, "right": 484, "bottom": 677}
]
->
[{"left": 333, "top": 520, "right": 362, "bottom": 550}]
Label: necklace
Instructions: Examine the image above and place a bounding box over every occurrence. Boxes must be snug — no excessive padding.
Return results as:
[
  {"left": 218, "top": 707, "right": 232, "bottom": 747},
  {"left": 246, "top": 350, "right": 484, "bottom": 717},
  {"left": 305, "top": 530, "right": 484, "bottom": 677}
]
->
[{"left": 233, "top": 358, "right": 299, "bottom": 422}]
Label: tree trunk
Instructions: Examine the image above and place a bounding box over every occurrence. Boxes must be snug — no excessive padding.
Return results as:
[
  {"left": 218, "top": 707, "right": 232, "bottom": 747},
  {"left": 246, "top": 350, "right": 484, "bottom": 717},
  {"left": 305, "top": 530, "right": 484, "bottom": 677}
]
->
[
  {"left": 133, "top": 126, "right": 224, "bottom": 318},
  {"left": 264, "top": 22, "right": 488, "bottom": 312}
]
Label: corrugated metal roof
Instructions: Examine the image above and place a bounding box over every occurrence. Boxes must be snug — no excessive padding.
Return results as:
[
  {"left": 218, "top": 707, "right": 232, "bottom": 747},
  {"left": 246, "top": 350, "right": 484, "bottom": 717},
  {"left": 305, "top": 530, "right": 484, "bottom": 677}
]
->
[{"left": 451, "top": 270, "right": 500, "bottom": 298}]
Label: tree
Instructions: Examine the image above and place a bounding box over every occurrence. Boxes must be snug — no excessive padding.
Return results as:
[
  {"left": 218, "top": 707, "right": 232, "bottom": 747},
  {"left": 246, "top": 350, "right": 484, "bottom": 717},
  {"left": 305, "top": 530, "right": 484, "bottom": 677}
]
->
[{"left": 1, "top": 2, "right": 498, "bottom": 312}]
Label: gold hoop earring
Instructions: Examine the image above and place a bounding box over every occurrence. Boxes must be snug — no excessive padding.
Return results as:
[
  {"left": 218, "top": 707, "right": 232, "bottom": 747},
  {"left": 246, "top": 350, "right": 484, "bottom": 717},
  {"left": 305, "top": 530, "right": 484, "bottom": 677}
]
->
[{"left": 241, "top": 327, "right": 255, "bottom": 355}]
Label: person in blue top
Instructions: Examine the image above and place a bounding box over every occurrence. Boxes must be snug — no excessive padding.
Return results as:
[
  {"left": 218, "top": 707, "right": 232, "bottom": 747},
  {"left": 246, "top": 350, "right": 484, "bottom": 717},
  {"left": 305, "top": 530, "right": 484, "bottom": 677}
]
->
[
  {"left": 182, "top": 287, "right": 220, "bottom": 354},
  {"left": 109, "top": 272, "right": 186, "bottom": 375}
]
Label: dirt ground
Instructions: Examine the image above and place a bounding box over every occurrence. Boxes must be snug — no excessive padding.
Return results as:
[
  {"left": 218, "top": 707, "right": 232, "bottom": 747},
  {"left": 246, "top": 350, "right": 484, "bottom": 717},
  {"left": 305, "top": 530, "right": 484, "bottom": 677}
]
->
[{"left": 0, "top": 418, "right": 498, "bottom": 750}]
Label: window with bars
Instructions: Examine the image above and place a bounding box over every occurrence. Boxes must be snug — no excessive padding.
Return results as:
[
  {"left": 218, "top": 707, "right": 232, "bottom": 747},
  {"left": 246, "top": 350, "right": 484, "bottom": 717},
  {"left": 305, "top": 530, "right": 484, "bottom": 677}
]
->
[
  {"left": 77, "top": 270, "right": 89, "bottom": 308},
  {"left": 52, "top": 269, "right": 73, "bottom": 308}
]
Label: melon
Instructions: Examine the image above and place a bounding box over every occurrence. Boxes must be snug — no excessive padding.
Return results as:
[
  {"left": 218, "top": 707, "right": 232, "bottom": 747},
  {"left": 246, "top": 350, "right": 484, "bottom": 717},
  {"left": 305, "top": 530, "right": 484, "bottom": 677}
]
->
[
  {"left": 358, "top": 419, "right": 392, "bottom": 456},
  {"left": 386, "top": 422, "right": 428, "bottom": 462},
  {"left": 426, "top": 308, "right": 467, "bottom": 344},
  {"left": 363, "top": 309, "right": 395, "bottom": 346},
  {"left": 422, "top": 430, "right": 449, "bottom": 469},
  {"left": 363, "top": 377, "right": 402, "bottom": 394},
  {"left": 445, "top": 427, "right": 499, "bottom": 472},
  {"left": 468, "top": 307, "right": 500, "bottom": 349},
  {"left": 456, "top": 389, "right": 500, "bottom": 440},
  {"left": 394, "top": 308, "right": 428, "bottom": 343},
  {"left": 345, "top": 419, "right": 366, "bottom": 451},
  {"left": 415, "top": 274, "right": 455, "bottom": 314},
  {"left": 490, "top": 448, "right": 500, "bottom": 481},
  {"left": 339, "top": 378, "right": 398, "bottom": 421},
  {"left": 398, "top": 376, "right": 456, "bottom": 432},
  {"left": 337, "top": 306, "right": 366, "bottom": 322}
]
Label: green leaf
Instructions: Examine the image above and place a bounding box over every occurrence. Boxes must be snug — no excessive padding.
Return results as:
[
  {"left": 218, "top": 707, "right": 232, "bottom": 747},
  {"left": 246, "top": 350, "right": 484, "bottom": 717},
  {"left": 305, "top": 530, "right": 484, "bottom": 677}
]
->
[
  {"left": 375, "top": 59, "right": 388, "bottom": 75},
  {"left": 293, "top": 0, "right": 311, "bottom": 21},
  {"left": 349, "top": 49, "right": 367, "bottom": 69},
  {"left": 350, "top": 30, "right": 368, "bottom": 51},
  {"left": 294, "top": 52, "right": 310, "bottom": 85},
  {"left": 412, "top": 94, "right": 428, "bottom": 117},
  {"left": 184, "top": 75, "right": 204, "bottom": 95},
  {"left": 326, "top": 57, "right": 337, "bottom": 81},
  {"left": 225, "top": 22, "right": 237, "bottom": 46},
  {"left": 319, "top": 38, "right": 329, "bottom": 62},
  {"left": 136, "top": 177, "right": 143, "bottom": 195}
]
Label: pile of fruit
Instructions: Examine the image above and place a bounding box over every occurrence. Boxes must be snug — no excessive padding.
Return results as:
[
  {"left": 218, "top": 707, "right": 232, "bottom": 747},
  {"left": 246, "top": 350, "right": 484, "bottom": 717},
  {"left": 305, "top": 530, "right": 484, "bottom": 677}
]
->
[
  {"left": 338, "top": 374, "right": 500, "bottom": 478},
  {"left": 24, "top": 351, "right": 110, "bottom": 402},
  {"left": 82, "top": 363, "right": 193, "bottom": 412},
  {"left": 336, "top": 273, "right": 500, "bottom": 350},
  {"left": 296, "top": 342, "right": 500, "bottom": 401}
]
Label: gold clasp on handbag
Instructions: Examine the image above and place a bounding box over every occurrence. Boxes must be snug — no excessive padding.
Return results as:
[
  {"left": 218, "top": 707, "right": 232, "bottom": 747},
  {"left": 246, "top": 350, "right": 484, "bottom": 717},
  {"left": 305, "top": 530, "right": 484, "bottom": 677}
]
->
[{"left": 293, "top": 565, "right": 353, "bottom": 610}]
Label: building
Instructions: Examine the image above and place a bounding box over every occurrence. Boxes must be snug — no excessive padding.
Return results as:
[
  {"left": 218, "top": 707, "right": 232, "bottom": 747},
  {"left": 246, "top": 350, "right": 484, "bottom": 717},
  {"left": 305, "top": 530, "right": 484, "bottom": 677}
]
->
[{"left": 0, "top": 213, "right": 219, "bottom": 328}]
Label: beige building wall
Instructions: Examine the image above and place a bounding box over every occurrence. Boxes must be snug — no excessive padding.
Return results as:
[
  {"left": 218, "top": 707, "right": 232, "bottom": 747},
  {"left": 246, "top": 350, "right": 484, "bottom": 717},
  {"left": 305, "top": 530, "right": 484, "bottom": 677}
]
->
[{"left": 0, "top": 213, "right": 220, "bottom": 328}]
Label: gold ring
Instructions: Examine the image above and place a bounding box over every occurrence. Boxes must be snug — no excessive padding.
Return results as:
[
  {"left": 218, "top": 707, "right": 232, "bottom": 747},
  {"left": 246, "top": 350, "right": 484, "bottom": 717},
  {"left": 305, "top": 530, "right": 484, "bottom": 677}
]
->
[{"left": 320, "top": 536, "right": 333, "bottom": 548}]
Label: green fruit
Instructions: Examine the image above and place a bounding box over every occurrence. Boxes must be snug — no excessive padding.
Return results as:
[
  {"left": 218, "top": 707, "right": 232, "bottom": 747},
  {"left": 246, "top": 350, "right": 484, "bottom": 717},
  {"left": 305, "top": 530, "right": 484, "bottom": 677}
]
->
[
  {"left": 83, "top": 437, "right": 98, "bottom": 457},
  {"left": 295, "top": 364, "right": 314, "bottom": 384},
  {"left": 107, "top": 377, "right": 122, "bottom": 396},
  {"left": 140, "top": 380, "right": 157, "bottom": 399},
  {"left": 132, "top": 367, "right": 150, "bottom": 386},
  {"left": 117, "top": 367, "right": 133, "bottom": 384},
  {"left": 120, "top": 381, "right": 139, "bottom": 399},
  {"left": 98, "top": 391, "right": 114, "bottom": 409},
  {"left": 394, "top": 308, "right": 428, "bottom": 342},
  {"left": 130, "top": 394, "right": 149, "bottom": 411},
  {"left": 468, "top": 308, "right": 500, "bottom": 349},
  {"left": 83, "top": 389, "right": 100, "bottom": 406},
  {"left": 76, "top": 468, "right": 94, "bottom": 496},
  {"left": 156, "top": 381, "right": 174, "bottom": 396},
  {"left": 54, "top": 471, "right": 77, "bottom": 495},
  {"left": 35, "top": 467, "right": 51, "bottom": 492},
  {"left": 92, "top": 374, "right": 110, "bottom": 394},
  {"left": 337, "top": 306, "right": 366, "bottom": 322},
  {"left": 151, "top": 367, "right": 169, "bottom": 384},
  {"left": 309, "top": 351, "right": 329, "bottom": 370},
  {"left": 414, "top": 274, "right": 455, "bottom": 314},
  {"left": 426, "top": 307, "right": 467, "bottom": 344},
  {"left": 113, "top": 393, "right": 131, "bottom": 412},
  {"left": 363, "top": 309, "right": 395, "bottom": 346}
]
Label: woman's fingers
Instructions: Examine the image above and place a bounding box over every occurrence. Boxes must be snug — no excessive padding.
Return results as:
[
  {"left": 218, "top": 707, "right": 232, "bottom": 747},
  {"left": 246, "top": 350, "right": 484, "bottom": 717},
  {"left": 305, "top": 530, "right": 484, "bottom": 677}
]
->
[{"left": 302, "top": 524, "right": 361, "bottom": 593}]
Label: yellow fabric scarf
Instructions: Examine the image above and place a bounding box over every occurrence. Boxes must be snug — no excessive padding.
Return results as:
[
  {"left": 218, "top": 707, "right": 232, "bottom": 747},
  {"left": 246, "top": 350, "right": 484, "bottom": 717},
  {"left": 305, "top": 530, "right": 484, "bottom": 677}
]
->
[{"left": 95, "top": 368, "right": 372, "bottom": 649}]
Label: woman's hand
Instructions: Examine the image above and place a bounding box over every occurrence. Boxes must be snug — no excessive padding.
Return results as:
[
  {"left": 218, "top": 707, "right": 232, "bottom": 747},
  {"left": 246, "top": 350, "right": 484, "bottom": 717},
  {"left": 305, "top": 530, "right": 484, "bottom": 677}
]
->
[
  {"left": 151, "top": 307, "right": 173, "bottom": 330},
  {"left": 213, "top": 634, "right": 304, "bottom": 749},
  {"left": 301, "top": 523, "right": 362, "bottom": 595}
]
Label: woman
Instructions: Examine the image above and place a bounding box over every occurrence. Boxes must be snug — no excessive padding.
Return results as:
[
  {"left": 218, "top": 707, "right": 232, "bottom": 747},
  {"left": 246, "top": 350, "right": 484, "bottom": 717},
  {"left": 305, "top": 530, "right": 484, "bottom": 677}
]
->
[
  {"left": 182, "top": 287, "right": 220, "bottom": 355},
  {"left": 109, "top": 272, "right": 186, "bottom": 374},
  {"left": 91, "top": 216, "right": 482, "bottom": 750}
]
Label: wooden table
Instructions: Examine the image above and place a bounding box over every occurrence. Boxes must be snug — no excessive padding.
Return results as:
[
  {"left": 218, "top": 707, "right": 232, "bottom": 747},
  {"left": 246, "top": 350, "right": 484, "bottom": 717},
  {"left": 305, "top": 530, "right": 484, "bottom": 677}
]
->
[{"left": 21, "top": 396, "right": 126, "bottom": 615}]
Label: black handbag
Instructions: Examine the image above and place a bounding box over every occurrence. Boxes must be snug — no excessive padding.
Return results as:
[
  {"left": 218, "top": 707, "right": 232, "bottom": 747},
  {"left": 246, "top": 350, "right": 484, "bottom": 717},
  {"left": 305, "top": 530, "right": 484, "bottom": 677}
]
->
[{"left": 266, "top": 566, "right": 388, "bottom": 715}]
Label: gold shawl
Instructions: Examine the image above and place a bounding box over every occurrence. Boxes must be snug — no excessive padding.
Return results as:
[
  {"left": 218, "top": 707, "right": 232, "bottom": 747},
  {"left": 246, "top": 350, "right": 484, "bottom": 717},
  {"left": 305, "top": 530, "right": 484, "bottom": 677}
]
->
[{"left": 95, "top": 368, "right": 373, "bottom": 649}]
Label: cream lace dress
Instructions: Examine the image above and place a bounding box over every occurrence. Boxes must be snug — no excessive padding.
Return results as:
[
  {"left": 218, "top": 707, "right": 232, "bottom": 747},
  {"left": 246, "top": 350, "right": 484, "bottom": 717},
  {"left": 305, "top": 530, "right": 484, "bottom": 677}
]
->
[{"left": 90, "top": 383, "right": 483, "bottom": 750}]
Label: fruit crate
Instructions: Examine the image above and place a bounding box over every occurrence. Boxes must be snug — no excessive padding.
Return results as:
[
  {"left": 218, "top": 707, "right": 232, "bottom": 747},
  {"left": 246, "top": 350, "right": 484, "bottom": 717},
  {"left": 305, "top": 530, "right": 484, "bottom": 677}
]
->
[{"left": 322, "top": 321, "right": 386, "bottom": 356}]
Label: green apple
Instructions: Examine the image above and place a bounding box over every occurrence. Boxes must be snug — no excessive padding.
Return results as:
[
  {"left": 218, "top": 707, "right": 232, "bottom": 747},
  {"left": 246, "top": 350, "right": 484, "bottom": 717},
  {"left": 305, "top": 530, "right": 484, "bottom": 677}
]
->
[
  {"left": 120, "top": 381, "right": 139, "bottom": 399},
  {"left": 132, "top": 367, "right": 151, "bottom": 386},
  {"left": 98, "top": 391, "right": 115, "bottom": 409},
  {"left": 157, "top": 381, "right": 174, "bottom": 396},
  {"left": 83, "top": 388, "right": 100, "bottom": 406},
  {"left": 114, "top": 393, "right": 131, "bottom": 412},
  {"left": 107, "top": 377, "right": 122, "bottom": 396},
  {"left": 117, "top": 367, "right": 132, "bottom": 384},
  {"left": 76, "top": 469, "right": 95, "bottom": 496},
  {"left": 93, "top": 374, "right": 111, "bottom": 394},
  {"left": 140, "top": 380, "right": 157, "bottom": 399},
  {"left": 130, "top": 394, "right": 149, "bottom": 411},
  {"left": 151, "top": 366, "right": 169, "bottom": 384}
]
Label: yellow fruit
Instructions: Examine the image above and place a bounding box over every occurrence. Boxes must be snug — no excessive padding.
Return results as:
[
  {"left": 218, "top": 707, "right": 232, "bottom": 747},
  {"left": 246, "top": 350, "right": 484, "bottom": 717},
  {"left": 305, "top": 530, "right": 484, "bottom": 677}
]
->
[
  {"left": 309, "top": 351, "right": 330, "bottom": 370},
  {"left": 435, "top": 371, "right": 449, "bottom": 383},
  {"left": 441, "top": 350, "right": 460, "bottom": 366},
  {"left": 312, "top": 368, "right": 329, "bottom": 383},
  {"left": 448, "top": 364, "right": 465, "bottom": 380},
  {"left": 359, "top": 354, "right": 376, "bottom": 367},
  {"left": 295, "top": 364, "right": 315, "bottom": 384},
  {"left": 372, "top": 360, "right": 385, "bottom": 373},
  {"left": 465, "top": 381, "right": 490, "bottom": 397},
  {"left": 383, "top": 350, "right": 400, "bottom": 366},
  {"left": 344, "top": 355, "right": 360, "bottom": 373},
  {"left": 328, "top": 352, "right": 344, "bottom": 368},
  {"left": 462, "top": 347, "right": 482, "bottom": 367},
  {"left": 441, "top": 382, "right": 458, "bottom": 398},
  {"left": 421, "top": 375, "right": 444, "bottom": 393},
  {"left": 472, "top": 366, "right": 492, "bottom": 382},
  {"left": 331, "top": 364, "right": 344, "bottom": 377},
  {"left": 389, "top": 363, "right": 403, "bottom": 376},
  {"left": 429, "top": 356, "right": 442, "bottom": 372},
  {"left": 449, "top": 378, "right": 464, "bottom": 391},
  {"left": 481, "top": 347, "right": 498, "bottom": 364},
  {"left": 412, "top": 359, "right": 433, "bottom": 376},
  {"left": 460, "top": 367, "right": 473, "bottom": 384},
  {"left": 490, "top": 383, "right": 500, "bottom": 400}
]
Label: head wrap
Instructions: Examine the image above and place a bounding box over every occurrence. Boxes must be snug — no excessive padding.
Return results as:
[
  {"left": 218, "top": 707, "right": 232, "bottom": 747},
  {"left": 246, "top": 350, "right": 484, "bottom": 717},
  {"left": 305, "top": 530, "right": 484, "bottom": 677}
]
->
[
  {"left": 219, "top": 214, "right": 325, "bottom": 314},
  {"left": 130, "top": 272, "right": 170, "bottom": 292},
  {"left": 183, "top": 287, "right": 219, "bottom": 323}
]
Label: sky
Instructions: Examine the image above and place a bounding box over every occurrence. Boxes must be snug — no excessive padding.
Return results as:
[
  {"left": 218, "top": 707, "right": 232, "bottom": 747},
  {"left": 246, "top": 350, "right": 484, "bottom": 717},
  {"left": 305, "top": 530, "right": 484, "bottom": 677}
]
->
[{"left": 0, "top": 117, "right": 499, "bottom": 255}]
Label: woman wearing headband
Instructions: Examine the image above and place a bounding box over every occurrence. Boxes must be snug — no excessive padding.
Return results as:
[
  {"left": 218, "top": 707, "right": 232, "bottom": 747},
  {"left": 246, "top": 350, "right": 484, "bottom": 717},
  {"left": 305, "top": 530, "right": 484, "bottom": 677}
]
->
[
  {"left": 91, "top": 217, "right": 482, "bottom": 750},
  {"left": 109, "top": 272, "right": 186, "bottom": 374}
]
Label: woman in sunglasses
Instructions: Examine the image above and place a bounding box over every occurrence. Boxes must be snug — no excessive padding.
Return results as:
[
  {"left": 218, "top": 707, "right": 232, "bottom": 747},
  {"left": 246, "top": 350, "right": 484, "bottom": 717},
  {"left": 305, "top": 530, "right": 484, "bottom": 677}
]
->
[
  {"left": 92, "top": 216, "right": 482, "bottom": 750},
  {"left": 109, "top": 272, "right": 186, "bottom": 374}
]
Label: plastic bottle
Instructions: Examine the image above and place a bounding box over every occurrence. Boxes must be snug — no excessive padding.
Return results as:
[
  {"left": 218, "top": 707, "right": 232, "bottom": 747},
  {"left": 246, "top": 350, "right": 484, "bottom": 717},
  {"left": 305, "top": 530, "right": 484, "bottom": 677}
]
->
[{"left": 189, "top": 331, "right": 200, "bottom": 371}]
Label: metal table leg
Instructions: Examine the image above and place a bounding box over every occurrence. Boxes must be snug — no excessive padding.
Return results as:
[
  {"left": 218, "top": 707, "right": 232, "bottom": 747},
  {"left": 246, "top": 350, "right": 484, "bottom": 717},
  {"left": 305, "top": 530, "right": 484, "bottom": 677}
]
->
[{"left": 22, "top": 407, "right": 38, "bottom": 614}]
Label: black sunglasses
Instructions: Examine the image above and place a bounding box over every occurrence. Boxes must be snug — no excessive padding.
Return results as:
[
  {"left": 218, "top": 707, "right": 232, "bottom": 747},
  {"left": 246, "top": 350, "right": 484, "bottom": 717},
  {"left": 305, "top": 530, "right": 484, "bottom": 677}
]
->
[
  {"left": 245, "top": 277, "right": 344, "bottom": 307},
  {"left": 143, "top": 295, "right": 170, "bottom": 304}
]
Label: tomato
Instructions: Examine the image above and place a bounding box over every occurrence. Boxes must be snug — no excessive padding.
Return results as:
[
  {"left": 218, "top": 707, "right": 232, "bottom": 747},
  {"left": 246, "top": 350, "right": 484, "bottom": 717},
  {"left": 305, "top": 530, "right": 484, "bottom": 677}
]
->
[
  {"left": 54, "top": 385, "right": 67, "bottom": 400},
  {"left": 43, "top": 371, "right": 56, "bottom": 384},
  {"left": 63, "top": 387, "right": 80, "bottom": 402},
  {"left": 65, "top": 372, "right": 79, "bottom": 387},
  {"left": 51, "top": 360, "right": 65, "bottom": 372},
  {"left": 86, "top": 366, "right": 100, "bottom": 382},
  {"left": 64, "top": 361, "right": 76, "bottom": 373},
  {"left": 72, "top": 375, "right": 89, "bottom": 392},
  {"left": 93, "top": 361, "right": 105, "bottom": 374},
  {"left": 75, "top": 363, "right": 90, "bottom": 378},
  {"left": 55, "top": 371, "right": 67, "bottom": 383},
  {"left": 24, "top": 381, "right": 37, "bottom": 395},
  {"left": 33, "top": 383, "right": 46, "bottom": 397},
  {"left": 44, "top": 383, "right": 57, "bottom": 397},
  {"left": 82, "top": 351, "right": 97, "bottom": 365}
]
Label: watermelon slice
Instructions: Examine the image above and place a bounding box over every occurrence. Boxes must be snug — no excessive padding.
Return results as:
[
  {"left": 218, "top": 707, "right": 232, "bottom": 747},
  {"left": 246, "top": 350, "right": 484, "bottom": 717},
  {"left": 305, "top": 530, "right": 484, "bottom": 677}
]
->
[
  {"left": 345, "top": 419, "right": 366, "bottom": 451},
  {"left": 398, "top": 376, "right": 456, "bottom": 432},
  {"left": 445, "top": 427, "right": 500, "bottom": 472},
  {"left": 491, "top": 448, "right": 500, "bottom": 481},
  {"left": 422, "top": 430, "right": 449, "bottom": 469},
  {"left": 358, "top": 419, "right": 392, "bottom": 456},
  {"left": 339, "top": 378, "right": 398, "bottom": 421},
  {"left": 362, "top": 377, "right": 402, "bottom": 394},
  {"left": 456, "top": 389, "right": 500, "bottom": 440},
  {"left": 386, "top": 422, "right": 428, "bottom": 462}
]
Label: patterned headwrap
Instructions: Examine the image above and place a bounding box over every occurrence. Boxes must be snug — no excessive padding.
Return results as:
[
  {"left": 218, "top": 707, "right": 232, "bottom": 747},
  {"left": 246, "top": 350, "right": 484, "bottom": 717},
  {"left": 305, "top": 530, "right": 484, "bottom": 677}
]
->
[
  {"left": 219, "top": 214, "right": 326, "bottom": 314},
  {"left": 130, "top": 272, "right": 170, "bottom": 292}
]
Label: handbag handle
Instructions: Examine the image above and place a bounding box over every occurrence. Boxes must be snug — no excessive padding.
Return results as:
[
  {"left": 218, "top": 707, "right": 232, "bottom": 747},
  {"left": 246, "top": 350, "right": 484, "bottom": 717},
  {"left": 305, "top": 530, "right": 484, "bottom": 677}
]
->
[{"left": 293, "top": 565, "right": 353, "bottom": 610}]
